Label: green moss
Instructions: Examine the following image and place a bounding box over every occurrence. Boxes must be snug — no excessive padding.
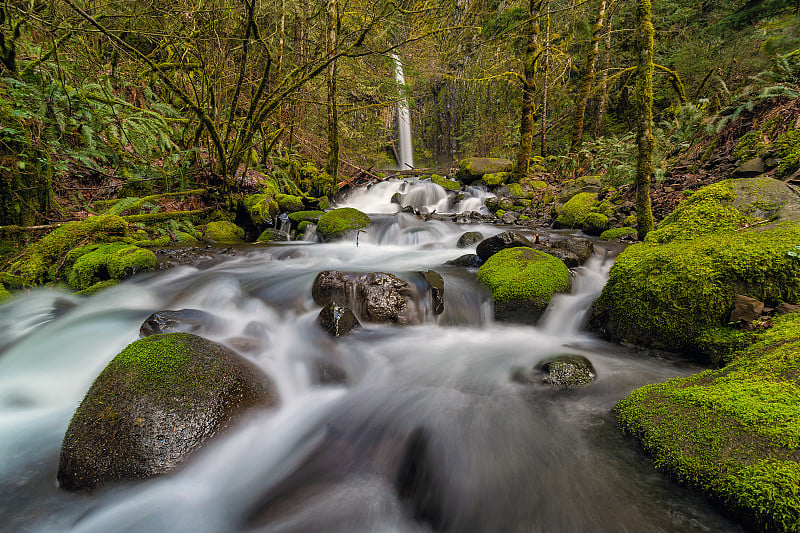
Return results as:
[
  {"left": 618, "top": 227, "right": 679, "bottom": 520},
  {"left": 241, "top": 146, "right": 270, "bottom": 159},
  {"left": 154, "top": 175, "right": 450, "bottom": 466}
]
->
[
  {"left": 297, "top": 221, "right": 312, "bottom": 233},
  {"left": 507, "top": 183, "right": 525, "bottom": 198},
  {"left": 733, "top": 131, "right": 768, "bottom": 161},
  {"left": 243, "top": 193, "right": 279, "bottom": 226},
  {"left": 555, "top": 192, "right": 597, "bottom": 227},
  {"left": 600, "top": 227, "right": 637, "bottom": 240},
  {"left": 775, "top": 129, "right": 800, "bottom": 178},
  {"left": 583, "top": 212, "right": 609, "bottom": 234},
  {"left": 0, "top": 284, "right": 9, "bottom": 302},
  {"left": 176, "top": 231, "right": 200, "bottom": 244},
  {"left": 288, "top": 210, "right": 324, "bottom": 224},
  {"left": 66, "top": 243, "right": 156, "bottom": 291},
  {"left": 495, "top": 209, "right": 506, "bottom": 219},
  {"left": 298, "top": 162, "right": 337, "bottom": 198},
  {"left": 10, "top": 215, "right": 129, "bottom": 286},
  {"left": 134, "top": 235, "right": 172, "bottom": 248},
  {"left": 76, "top": 279, "right": 119, "bottom": 296},
  {"left": 697, "top": 326, "right": 755, "bottom": 366},
  {"left": 431, "top": 174, "right": 461, "bottom": 191},
  {"left": 316, "top": 208, "right": 370, "bottom": 240},
  {"left": 204, "top": 221, "right": 245, "bottom": 243},
  {"left": 477, "top": 247, "right": 570, "bottom": 304},
  {"left": 275, "top": 194, "right": 305, "bottom": 213},
  {"left": 483, "top": 172, "right": 510, "bottom": 186},
  {"left": 616, "top": 312, "right": 800, "bottom": 533},
  {"left": 118, "top": 178, "right": 154, "bottom": 198}
]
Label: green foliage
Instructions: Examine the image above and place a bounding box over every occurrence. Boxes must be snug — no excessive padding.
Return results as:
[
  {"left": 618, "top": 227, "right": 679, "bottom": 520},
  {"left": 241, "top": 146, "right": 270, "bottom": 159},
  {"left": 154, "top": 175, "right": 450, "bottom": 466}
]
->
[{"left": 616, "top": 312, "right": 800, "bottom": 532}]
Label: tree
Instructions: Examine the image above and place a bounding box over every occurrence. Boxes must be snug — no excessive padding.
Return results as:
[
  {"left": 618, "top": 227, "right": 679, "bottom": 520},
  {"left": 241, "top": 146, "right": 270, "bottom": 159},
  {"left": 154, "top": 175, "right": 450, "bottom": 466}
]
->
[
  {"left": 325, "top": 0, "right": 340, "bottom": 181},
  {"left": 514, "top": 0, "right": 546, "bottom": 181},
  {"left": 570, "top": 0, "right": 608, "bottom": 153},
  {"left": 634, "top": 0, "right": 655, "bottom": 240}
]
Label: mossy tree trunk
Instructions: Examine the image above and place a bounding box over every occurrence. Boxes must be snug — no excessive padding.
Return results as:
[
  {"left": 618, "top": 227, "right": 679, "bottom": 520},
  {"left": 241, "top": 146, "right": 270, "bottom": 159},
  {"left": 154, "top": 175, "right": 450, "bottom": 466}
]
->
[
  {"left": 570, "top": 0, "right": 607, "bottom": 153},
  {"left": 325, "top": 0, "right": 340, "bottom": 182},
  {"left": 514, "top": 0, "right": 545, "bottom": 181},
  {"left": 634, "top": 0, "right": 655, "bottom": 240}
]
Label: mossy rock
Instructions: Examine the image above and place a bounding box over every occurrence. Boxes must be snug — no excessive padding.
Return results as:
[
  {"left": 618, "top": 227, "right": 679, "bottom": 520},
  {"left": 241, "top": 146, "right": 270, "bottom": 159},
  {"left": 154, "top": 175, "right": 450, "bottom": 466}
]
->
[
  {"left": 616, "top": 312, "right": 800, "bottom": 533},
  {"left": 57, "top": 333, "right": 277, "bottom": 491},
  {"left": 590, "top": 178, "right": 800, "bottom": 361},
  {"left": 455, "top": 157, "right": 513, "bottom": 184},
  {"left": 583, "top": 212, "right": 609, "bottom": 235},
  {"left": 0, "top": 283, "right": 9, "bottom": 302},
  {"left": 10, "top": 215, "right": 129, "bottom": 287},
  {"left": 134, "top": 235, "right": 172, "bottom": 248},
  {"left": 316, "top": 208, "right": 371, "bottom": 240},
  {"left": 242, "top": 194, "right": 279, "bottom": 227},
  {"left": 554, "top": 192, "right": 598, "bottom": 228},
  {"left": 599, "top": 227, "right": 637, "bottom": 241},
  {"left": 66, "top": 243, "right": 157, "bottom": 291},
  {"left": 275, "top": 194, "right": 305, "bottom": 213},
  {"left": 176, "top": 231, "right": 200, "bottom": 244},
  {"left": 298, "top": 162, "right": 337, "bottom": 198},
  {"left": 477, "top": 247, "right": 570, "bottom": 324},
  {"left": 204, "top": 221, "right": 245, "bottom": 243},
  {"left": 483, "top": 172, "right": 510, "bottom": 186},
  {"left": 256, "top": 228, "right": 289, "bottom": 242},
  {"left": 288, "top": 210, "right": 324, "bottom": 225},
  {"left": 431, "top": 174, "right": 460, "bottom": 191}
]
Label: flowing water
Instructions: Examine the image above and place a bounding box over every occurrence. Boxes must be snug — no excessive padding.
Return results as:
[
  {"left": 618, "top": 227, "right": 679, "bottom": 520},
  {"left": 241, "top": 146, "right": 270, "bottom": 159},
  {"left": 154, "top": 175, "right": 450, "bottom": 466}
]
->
[
  {"left": 391, "top": 54, "right": 414, "bottom": 171},
  {"left": 0, "top": 181, "right": 744, "bottom": 533}
]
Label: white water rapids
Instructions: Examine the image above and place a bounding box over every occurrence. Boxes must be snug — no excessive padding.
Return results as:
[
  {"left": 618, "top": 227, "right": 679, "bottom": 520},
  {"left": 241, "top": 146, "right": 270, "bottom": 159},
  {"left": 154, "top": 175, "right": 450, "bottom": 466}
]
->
[{"left": 0, "top": 180, "right": 743, "bottom": 533}]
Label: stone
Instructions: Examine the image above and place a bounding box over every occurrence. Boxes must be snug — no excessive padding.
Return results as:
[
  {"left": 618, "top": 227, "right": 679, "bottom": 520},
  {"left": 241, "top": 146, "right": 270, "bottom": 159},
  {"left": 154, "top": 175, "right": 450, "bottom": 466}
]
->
[
  {"left": 733, "top": 157, "right": 766, "bottom": 178},
  {"left": 776, "top": 302, "right": 800, "bottom": 315},
  {"left": 421, "top": 270, "right": 445, "bottom": 315},
  {"left": 729, "top": 295, "right": 765, "bottom": 323},
  {"left": 317, "top": 302, "right": 361, "bottom": 337},
  {"left": 511, "top": 354, "right": 597, "bottom": 388},
  {"left": 312, "top": 270, "right": 422, "bottom": 325},
  {"left": 475, "top": 231, "right": 535, "bottom": 262},
  {"left": 139, "top": 309, "right": 222, "bottom": 337},
  {"left": 57, "top": 333, "right": 276, "bottom": 491},
  {"left": 457, "top": 231, "right": 483, "bottom": 248},
  {"left": 445, "top": 254, "right": 483, "bottom": 268},
  {"left": 316, "top": 208, "right": 371, "bottom": 241},
  {"left": 455, "top": 157, "right": 513, "bottom": 184},
  {"left": 257, "top": 228, "right": 289, "bottom": 242}
]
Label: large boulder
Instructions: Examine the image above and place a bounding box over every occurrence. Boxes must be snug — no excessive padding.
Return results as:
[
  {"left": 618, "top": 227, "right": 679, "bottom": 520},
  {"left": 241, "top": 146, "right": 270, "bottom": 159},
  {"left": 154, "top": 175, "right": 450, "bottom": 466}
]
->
[
  {"left": 204, "top": 220, "right": 245, "bottom": 243},
  {"left": 57, "top": 333, "right": 276, "bottom": 491},
  {"left": 316, "top": 208, "right": 371, "bottom": 241},
  {"left": 616, "top": 312, "right": 800, "bottom": 533},
  {"left": 477, "top": 247, "right": 570, "bottom": 324},
  {"left": 455, "top": 157, "right": 513, "bottom": 185},
  {"left": 312, "top": 270, "right": 423, "bottom": 325},
  {"left": 66, "top": 243, "right": 157, "bottom": 293},
  {"left": 476, "top": 231, "right": 535, "bottom": 261},
  {"left": 590, "top": 178, "right": 800, "bottom": 362}
]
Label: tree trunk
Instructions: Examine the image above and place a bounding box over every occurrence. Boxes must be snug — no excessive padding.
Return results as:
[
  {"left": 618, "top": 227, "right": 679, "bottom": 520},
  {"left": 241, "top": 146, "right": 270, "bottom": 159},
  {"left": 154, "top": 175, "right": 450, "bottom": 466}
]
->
[
  {"left": 594, "top": 10, "right": 613, "bottom": 138},
  {"left": 540, "top": 4, "right": 550, "bottom": 158},
  {"left": 514, "top": 0, "right": 545, "bottom": 181},
  {"left": 570, "top": 0, "right": 607, "bottom": 153},
  {"left": 325, "top": 0, "right": 339, "bottom": 181},
  {"left": 634, "top": 0, "right": 655, "bottom": 240}
]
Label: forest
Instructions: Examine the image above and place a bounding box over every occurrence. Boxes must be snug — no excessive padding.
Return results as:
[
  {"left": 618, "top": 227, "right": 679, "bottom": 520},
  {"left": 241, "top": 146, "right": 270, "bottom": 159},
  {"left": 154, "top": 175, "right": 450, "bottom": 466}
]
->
[{"left": 1, "top": 0, "right": 800, "bottom": 532}]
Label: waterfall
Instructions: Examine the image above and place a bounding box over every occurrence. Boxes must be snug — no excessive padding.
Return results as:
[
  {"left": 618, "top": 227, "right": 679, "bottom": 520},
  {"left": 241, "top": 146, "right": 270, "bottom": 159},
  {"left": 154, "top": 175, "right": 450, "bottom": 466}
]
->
[{"left": 391, "top": 53, "right": 414, "bottom": 170}]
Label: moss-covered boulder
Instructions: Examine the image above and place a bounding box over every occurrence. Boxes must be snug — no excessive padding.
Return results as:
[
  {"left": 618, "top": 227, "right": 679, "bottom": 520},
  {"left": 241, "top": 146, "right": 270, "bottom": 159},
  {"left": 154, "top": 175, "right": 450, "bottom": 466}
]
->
[
  {"left": 288, "top": 210, "right": 324, "bottom": 225},
  {"left": 483, "top": 172, "right": 510, "bottom": 186},
  {"left": 204, "top": 221, "right": 245, "bottom": 243},
  {"left": 455, "top": 157, "right": 513, "bottom": 184},
  {"left": 616, "top": 312, "right": 800, "bottom": 533},
  {"left": 316, "top": 208, "right": 370, "bottom": 241},
  {"left": 600, "top": 227, "right": 637, "bottom": 241},
  {"left": 256, "top": 228, "right": 289, "bottom": 242},
  {"left": 553, "top": 192, "right": 597, "bottom": 229},
  {"left": 476, "top": 231, "right": 535, "bottom": 261},
  {"left": 9, "top": 215, "right": 129, "bottom": 287},
  {"left": 0, "top": 283, "right": 9, "bottom": 302},
  {"left": 582, "top": 212, "right": 609, "bottom": 235},
  {"left": 66, "top": 243, "right": 157, "bottom": 292},
  {"left": 477, "top": 247, "right": 571, "bottom": 324},
  {"left": 57, "top": 333, "right": 277, "bottom": 491},
  {"left": 275, "top": 194, "right": 305, "bottom": 213},
  {"left": 590, "top": 178, "right": 800, "bottom": 361},
  {"left": 241, "top": 193, "right": 279, "bottom": 230}
]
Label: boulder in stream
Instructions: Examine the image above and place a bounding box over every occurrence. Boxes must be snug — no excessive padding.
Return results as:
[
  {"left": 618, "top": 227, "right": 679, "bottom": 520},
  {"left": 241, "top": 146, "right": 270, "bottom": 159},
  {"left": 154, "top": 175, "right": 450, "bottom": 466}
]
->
[
  {"left": 475, "top": 231, "right": 535, "bottom": 261},
  {"left": 455, "top": 157, "right": 513, "bottom": 185},
  {"left": 477, "top": 247, "right": 570, "bottom": 324},
  {"left": 139, "top": 309, "right": 222, "bottom": 337},
  {"left": 317, "top": 301, "right": 361, "bottom": 337},
  {"left": 511, "top": 354, "right": 597, "bottom": 388},
  {"left": 312, "top": 270, "right": 423, "bottom": 325},
  {"left": 457, "top": 231, "right": 483, "bottom": 248},
  {"left": 57, "top": 333, "right": 276, "bottom": 491},
  {"left": 316, "top": 208, "right": 371, "bottom": 241}
]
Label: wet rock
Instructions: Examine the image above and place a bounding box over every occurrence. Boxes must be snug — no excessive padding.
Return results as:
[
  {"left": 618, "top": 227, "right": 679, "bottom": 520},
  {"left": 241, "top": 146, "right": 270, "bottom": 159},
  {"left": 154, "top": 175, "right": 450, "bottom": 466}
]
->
[
  {"left": 445, "top": 254, "right": 483, "bottom": 268},
  {"left": 457, "top": 231, "right": 483, "bottom": 248},
  {"left": 315, "top": 359, "right": 348, "bottom": 385},
  {"left": 476, "top": 231, "right": 535, "bottom": 262},
  {"left": 312, "top": 270, "right": 423, "bottom": 325},
  {"left": 537, "top": 248, "right": 581, "bottom": 268},
  {"left": 455, "top": 157, "right": 513, "bottom": 184},
  {"left": 317, "top": 301, "right": 361, "bottom": 337},
  {"left": 513, "top": 354, "right": 596, "bottom": 388},
  {"left": 729, "top": 295, "right": 765, "bottom": 323},
  {"left": 551, "top": 236, "right": 594, "bottom": 264},
  {"left": 139, "top": 309, "right": 221, "bottom": 338},
  {"left": 776, "top": 302, "right": 800, "bottom": 315},
  {"left": 257, "top": 228, "right": 289, "bottom": 242},
  {"left": 421, "top": 270, "right": 445, "bottom": 315},
  {"left": 57, "top": 333, "right": 276, "bottom": 491}
]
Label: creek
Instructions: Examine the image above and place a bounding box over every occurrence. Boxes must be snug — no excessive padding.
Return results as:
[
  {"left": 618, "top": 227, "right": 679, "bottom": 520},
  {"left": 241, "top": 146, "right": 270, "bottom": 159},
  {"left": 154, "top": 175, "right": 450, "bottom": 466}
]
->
[{"left": 0, "top": 179, "right": 744, "bottom": 532}]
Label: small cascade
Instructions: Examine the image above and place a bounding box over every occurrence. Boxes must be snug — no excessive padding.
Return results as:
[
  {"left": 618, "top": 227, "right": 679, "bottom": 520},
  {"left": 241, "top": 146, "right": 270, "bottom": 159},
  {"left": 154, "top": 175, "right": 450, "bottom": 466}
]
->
[
  {"left": 277, "top": 213, "right": 291, "bottom": 239},
  {"left": 391, "top": 54, "right": 414, "bottom": 170}
]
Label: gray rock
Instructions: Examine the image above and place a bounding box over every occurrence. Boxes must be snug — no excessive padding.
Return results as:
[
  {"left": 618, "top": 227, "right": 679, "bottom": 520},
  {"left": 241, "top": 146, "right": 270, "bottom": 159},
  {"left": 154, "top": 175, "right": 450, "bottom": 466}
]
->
[
  {"left": 139, "top": 309, "right": 221, "bottom": 338},
  {"left": 457, "top": 231, "right": 483, "bottom": 248},
  {"left": 421, "top": 270, "right": 445, "bottom": 315},
  {"left": 445, "top": 254, "right": 483, "bottom": 268},
  {"left": 317, "top": 301, "right": 361, "bottom": 337},
  {"left": 733, "top": 158, "right": 765, "bottom": 178},
  {"left": 476, "top": 232, "right": 534, "bottom": 261}
]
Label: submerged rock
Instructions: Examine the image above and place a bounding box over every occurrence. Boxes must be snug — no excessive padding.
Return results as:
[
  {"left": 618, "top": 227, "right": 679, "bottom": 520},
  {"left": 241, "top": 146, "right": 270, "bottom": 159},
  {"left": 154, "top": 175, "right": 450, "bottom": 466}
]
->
[
  {"left": 511, "top": 354, "right": 597, "bottom": 388},
  {"left": 457, "top": 231, "right": 483, "bottom": 248},
  {"left": 477, "top": 247, "right": 570, "bottom": 324},
  {"left": 57, "top": 333, "right": 276, "bottom": 491},
  {"left": 139, "top": 309, "right": 222, "bottom": 337},
  {"left": 317, "top": 301, "right": 361, "bottom": 337},
  {"left": 312, "top": 270, "right": 422, "bottom": 325},
  {"left": 445, "top": 254, "right": 483, "bottom": 268}
]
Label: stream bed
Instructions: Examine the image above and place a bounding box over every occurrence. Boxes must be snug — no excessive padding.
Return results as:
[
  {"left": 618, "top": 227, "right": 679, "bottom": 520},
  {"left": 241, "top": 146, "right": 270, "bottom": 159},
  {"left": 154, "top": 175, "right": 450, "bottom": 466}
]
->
[{"left": 0, "top": 180, "right": 744, "bottom": 532}]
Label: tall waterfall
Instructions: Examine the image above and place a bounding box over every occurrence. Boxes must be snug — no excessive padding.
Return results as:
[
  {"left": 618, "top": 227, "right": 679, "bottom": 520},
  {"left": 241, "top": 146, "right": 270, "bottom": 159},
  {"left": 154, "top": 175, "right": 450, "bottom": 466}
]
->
[{"left": 391, "top": 53, "right": 414, "bottom": 170}]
